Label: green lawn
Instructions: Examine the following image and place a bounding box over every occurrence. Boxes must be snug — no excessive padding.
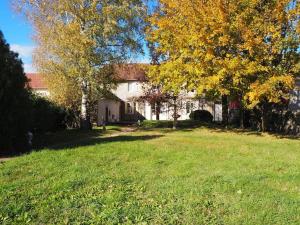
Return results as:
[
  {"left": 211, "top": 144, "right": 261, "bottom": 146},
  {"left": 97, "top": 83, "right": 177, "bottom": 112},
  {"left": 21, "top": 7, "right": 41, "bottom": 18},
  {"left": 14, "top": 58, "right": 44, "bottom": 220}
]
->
[{"left": 1, "top": 126, "right": 300, "bottom": 224}]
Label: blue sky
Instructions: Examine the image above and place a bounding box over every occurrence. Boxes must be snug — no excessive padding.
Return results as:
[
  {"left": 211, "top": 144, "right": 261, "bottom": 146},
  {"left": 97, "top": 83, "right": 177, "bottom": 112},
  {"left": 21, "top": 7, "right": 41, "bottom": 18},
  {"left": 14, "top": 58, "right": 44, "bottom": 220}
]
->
[
  {"left": 0, "top": 0, "right": 35, "bottom": 72},
  {"left": 0, "top": 0, "right": 150, "bottom": 73}
]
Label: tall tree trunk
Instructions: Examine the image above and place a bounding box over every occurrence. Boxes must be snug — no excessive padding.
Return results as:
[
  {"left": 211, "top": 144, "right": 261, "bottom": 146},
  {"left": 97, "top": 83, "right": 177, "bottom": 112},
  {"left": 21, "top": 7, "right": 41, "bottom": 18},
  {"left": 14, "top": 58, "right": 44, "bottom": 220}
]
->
[
  {"left": 261, "top": 103, "right": 268, "bottom": 132},
  {"left": 173, "top": 97, "right": 178, "bottom": 129},
  {"left": 156, "top": 102, "right": 160, "bottom": 120},
  {"left": 239, "top": 95, "right": 244, "bottom": 129},
  {"left": 222, "top": 95, "right": 228, "bottom": 126},
  {"left": 239, "top": 106, "right": 244, "bottom": 129},
  {"left": 80, "top": 79, "right": 92, "bottom": 130}
]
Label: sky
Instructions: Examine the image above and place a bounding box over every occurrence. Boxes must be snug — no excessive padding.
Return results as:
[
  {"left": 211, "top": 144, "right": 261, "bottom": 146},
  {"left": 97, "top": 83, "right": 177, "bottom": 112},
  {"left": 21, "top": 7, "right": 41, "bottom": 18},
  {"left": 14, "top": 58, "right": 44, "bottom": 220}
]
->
[
  {"left": 0, "top": 0, "right": 150, "bottom": 73},
  {"left": 0, "top": 0, "right": 36, "bottom": 72}
]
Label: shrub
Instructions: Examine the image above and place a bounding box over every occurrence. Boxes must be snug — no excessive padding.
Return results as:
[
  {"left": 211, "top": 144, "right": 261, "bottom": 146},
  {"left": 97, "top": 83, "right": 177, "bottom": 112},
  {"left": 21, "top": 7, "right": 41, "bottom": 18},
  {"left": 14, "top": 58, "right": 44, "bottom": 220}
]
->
[
  {"left": 189, "top": 110, "right": 213, "bottom": 122},
  {"left": 31, "top": 95, "right": 67, "bottom": 133},
  {"left": 141, "top": 120, "right": 173, "bottom": 128},
  {"left": 140, "top": 120, "right": 203, "bottom": 129}
]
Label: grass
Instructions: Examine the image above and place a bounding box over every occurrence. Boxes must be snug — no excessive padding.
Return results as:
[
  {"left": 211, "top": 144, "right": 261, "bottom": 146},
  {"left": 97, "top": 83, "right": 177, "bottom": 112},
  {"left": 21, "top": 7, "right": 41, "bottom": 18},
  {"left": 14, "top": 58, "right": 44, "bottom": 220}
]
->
[
  {"left": 140, "top": 119, "right": 210, "bottom": 128},
  {"left": 0, "top": 125, "right": 300, "bottom": 224}
]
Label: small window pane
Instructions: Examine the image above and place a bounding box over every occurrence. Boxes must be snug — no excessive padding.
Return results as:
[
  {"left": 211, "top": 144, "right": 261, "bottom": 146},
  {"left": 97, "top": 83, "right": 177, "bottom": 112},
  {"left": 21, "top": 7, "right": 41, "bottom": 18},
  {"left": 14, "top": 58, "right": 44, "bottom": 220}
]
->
[{"left": 128, "top": 82, "right": 134, "bottom": 92}]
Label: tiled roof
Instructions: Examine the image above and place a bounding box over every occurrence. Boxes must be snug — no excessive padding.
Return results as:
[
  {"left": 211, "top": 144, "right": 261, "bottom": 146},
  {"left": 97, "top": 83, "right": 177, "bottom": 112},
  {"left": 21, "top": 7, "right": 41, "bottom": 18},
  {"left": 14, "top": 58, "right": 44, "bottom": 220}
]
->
[
  {"left": 26, "top": 73, "right": 47, "bottom": 89},
  {"left": 114, "top": 64, "right": 147, "bottom": 81},
  {"left": 25, "top": 64, "right": 148, "bottom": 89}
]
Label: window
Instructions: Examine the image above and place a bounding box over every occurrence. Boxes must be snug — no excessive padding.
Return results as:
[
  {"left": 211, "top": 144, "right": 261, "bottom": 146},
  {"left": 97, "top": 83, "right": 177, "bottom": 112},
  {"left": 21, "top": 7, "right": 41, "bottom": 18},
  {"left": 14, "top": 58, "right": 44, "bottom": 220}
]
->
[
  {"left": 126, "top": 102, "right": 136, "bottom": 114},
  {"left": 151, "top": 104, "right": 156, "bottom": 114},
  {"left": 186, "top": 102, "right": 191, "bottom": 114},
  {"left": 138, "top": 101, "right": 145, "bottom": 116},
  {"left": 126, "top": 102, "right": 133, "bottom": 114},
  {"left": 151, "top": 103, "right": 161, "bottom": 115},
  {"left": 186, "top": 102, "right": 194, "bottom": 114},
  {"left": 128, "top": 82, "right": 135, "bottom": 92}
]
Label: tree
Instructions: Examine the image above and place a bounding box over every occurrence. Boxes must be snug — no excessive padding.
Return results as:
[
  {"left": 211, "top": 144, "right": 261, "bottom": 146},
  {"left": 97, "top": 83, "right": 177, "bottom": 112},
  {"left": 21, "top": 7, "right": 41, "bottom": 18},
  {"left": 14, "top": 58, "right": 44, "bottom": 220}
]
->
[
  {"left": 43, "top": 68, "right": 113, "bottom": 128},
  {"left": 165, "top": 93, "right": 185, "bottom": 129},
  {"left": 148, "top": 0, "right": 300, "bottom": 130},
  {"left": 15, "top": 0, "right": 146, "bottom": 130},
  {"left": 0, "top": 31, "right": 32, "bottom": 153},
  {"left": 131, "top": 83, "right": 167, "bottom": 120},
  {"left": 137, "top": 36, "right": 167, "bottom": 121}
]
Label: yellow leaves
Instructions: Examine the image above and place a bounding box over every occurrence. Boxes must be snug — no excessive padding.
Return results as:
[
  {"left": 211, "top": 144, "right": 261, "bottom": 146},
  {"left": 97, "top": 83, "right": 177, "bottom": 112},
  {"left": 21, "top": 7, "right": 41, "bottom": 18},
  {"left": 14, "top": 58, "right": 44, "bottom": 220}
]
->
[
  {"left": 219, "top": 35, "right": 230, "bottom": 45},
  {"left": 148, "top": 0, "right": 299, "bottom": 109},
  {"left": 245, "top": 74, "right": 295, "bottom": 109},
  {"left": 204, "top": 49, "right": 215, "bottom": 62}
]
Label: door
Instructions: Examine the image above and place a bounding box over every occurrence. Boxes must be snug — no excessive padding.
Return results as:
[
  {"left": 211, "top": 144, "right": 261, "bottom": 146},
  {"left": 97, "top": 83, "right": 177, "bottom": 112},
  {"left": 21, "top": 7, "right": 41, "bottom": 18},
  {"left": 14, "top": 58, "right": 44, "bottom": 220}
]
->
[
  {"left": 105, "top": 107, "right": 109, "bottom": 122},
  {"left": 119, "top": 101, "right": 125, "bottom": 121}
]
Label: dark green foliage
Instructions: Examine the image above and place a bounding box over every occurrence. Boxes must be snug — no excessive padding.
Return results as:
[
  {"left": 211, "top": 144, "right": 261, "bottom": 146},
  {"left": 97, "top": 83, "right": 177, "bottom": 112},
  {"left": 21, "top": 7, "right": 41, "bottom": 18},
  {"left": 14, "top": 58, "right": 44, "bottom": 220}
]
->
[
  {"left": 295, "top": 112, "right": 300, "bottom": 124},
  {"left": 0, "top": 31, "right": 32, "bottom": 154},
  {"left": 0, "top": 31, "right": 68, "bottom": 154},
  {"left": 268, "top": 110, "right": 300, "bottom": 134},
  {"left": 140, "top": 120, "right": 203, "bottom": 129},
  {"left": 31, "top": 95, "right": 67, "bottom": 133},
  {"left": 247, "top": 102, "right": 299, "bottom": 134},
  {"left": 141, "top": 120, "right": 174, "bottom": 128},
  {"left": 189, "top": 110, "right": 213, "bottom": 122}
]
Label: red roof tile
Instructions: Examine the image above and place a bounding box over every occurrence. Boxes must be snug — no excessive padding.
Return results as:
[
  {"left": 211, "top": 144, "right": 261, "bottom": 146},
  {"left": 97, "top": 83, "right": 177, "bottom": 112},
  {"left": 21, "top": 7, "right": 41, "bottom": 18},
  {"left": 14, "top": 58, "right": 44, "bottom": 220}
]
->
[
  {"left": 25, "top": 64, "right": 148, "bottom": 89},
  {"left": 26, "top": 73, "right": 47, "bottom": 89},
  {"left": 114, "top": 64, "right": 147, "bottom": 81}
]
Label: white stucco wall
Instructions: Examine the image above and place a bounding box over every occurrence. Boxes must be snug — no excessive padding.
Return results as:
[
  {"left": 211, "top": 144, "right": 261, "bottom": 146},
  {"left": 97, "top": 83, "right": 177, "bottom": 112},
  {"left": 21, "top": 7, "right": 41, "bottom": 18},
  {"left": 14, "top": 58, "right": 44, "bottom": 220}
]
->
[
  {"left": 97, "top": 99, "right": 121, "bottom": 125},
  {"left": 112, "top": 81, "right": 144, "bottom": 101}
]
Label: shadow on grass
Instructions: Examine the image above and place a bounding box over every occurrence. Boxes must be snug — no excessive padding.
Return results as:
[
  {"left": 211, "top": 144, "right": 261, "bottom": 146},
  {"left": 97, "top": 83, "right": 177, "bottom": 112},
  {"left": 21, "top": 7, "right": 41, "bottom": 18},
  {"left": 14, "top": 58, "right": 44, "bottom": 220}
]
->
[
  {"left": 33, "top": 129, "right": 163, "bottom": 151},
  {"left": 139, "top": 122, "right": 299, "bottom": 140},
  {"left": 208, "top": 126, "right": 299, "bottom": 140}
]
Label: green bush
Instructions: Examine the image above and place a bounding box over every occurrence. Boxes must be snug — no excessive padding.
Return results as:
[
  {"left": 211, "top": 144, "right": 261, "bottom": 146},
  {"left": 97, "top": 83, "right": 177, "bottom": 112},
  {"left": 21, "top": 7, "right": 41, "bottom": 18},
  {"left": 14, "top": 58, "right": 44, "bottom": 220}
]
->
[
  {"left": 140, "top": 120, "right": 173, "bottom": 128},
  {"left": 189, "top": 110, "right": 213, "bottom": 122},
  {"left": 31, "top": 95, "right": 67, "bottom": 133},
  {"left": 140, "top": 120, "right": 203, "bottom": 129}
]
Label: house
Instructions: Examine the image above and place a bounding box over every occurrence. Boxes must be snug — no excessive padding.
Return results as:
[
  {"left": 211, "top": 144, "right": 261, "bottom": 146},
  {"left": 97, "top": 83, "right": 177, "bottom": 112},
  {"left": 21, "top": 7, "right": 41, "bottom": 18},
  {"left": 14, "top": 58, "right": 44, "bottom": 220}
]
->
[
  {"left": 26, "top": 67, "right": 299, "bottom": 126},
  {"left": 97, "top": 64, "right": 222, "bottom": 124},
  {"left": 26, "top": 73, "right": 50, "bottom": 97}
]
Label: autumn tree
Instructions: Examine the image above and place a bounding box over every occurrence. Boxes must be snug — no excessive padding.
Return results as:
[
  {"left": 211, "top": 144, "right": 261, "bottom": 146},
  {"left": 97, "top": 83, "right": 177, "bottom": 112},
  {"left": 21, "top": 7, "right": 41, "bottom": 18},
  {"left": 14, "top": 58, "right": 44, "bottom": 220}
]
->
[
  {"left": 15, "top": 0, "right": 146, "bottom": 130},
  {"left": 148, "top": 0, "right": 300, "bottom": 130},
  {"left": 43, "top": 66, "right": 116, "bottom": 128}
]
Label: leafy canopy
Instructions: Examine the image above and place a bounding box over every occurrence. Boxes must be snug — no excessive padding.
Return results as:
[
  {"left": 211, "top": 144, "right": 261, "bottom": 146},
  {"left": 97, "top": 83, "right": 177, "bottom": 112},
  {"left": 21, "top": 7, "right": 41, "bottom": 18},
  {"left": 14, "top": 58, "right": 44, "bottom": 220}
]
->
[
  {"left": 15, "top": 0, "right": 146, "bottom": 126},
  {"left": 148, "top": 0, "right": 300, "bottom": 108}
]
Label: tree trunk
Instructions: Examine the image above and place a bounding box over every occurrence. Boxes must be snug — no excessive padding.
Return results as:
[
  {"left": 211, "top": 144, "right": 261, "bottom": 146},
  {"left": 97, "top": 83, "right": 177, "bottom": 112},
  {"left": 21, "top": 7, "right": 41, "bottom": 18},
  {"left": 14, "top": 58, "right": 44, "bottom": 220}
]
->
[
  {"left": 239, "top": 106, "right": 244, "bottom": 129},
  {"left": 222, "top": 95, "right": 228, "bottom": 126},
  {"left": 80, "top": 80, "right": 92, "bottom": 130},
  {"left": 261, "top": 104, "right": 268, "bottom": 132},
  {"left": 239, "top": 96, "right": 244, "bottom": 129},
  {"left": 173, "top": 98, "right": 178, "bottom": 129},
  {"left": 156, "top": 102, "right": 160, "bottom": 120}
]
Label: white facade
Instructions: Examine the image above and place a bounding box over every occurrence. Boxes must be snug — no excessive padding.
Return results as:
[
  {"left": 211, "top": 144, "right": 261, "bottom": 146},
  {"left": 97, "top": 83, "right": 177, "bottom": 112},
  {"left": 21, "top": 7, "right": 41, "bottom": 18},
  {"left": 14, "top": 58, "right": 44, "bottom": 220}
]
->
[{"left": 97, "top": 80, "right": 222, "bottom": 124}]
